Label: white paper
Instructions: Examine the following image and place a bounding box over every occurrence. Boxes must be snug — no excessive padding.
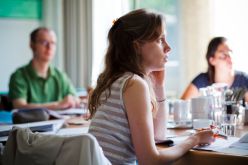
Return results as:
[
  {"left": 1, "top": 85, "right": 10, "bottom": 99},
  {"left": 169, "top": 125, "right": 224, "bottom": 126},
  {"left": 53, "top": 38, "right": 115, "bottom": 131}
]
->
[
  {"left": 169, "top": 135, "right": 248, "bottom": 156},
  {"left": 213, "top": 133, "right": 248, "bottom": 156},
  {"left": 53, "top": 108, "right": 88, "bottom": 115},
  {"left": 56, "top": 127, "right": 89, "bottom": 136},
  {"left": 215, "top": 147, "right": 248, "bottom": 156},
  {"left": 230, "top": 140, "right": 248, "bottom": 150},
  {"left": 169, "top": 135, "right": 239, "bottom": 150},
  {"left": 194, "top": 137, "right": 239, "bottom": 151}
]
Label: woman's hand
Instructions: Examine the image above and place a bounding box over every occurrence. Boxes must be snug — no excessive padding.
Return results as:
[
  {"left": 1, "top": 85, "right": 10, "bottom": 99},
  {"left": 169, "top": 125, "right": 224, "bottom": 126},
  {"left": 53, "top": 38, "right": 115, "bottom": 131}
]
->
[
  {"left": 149, "top": 70, "right": 165, "bottom": 88},
  {"left": 149, "top": 70, "right": 166, "bottom": 101},
  {"left": 192, "top": 130, "right": 215, "bottom": 146}
]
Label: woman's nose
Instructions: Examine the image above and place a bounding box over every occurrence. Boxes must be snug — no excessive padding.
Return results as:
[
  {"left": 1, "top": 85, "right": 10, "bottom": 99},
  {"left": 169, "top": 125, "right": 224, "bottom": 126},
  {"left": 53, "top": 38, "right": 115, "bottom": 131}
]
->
[
  {"left": 226, "top": 55, "right": 232, "bottom": 63},
  {"left": 164, "top": 42, "right": 171, "bottom": 53}
]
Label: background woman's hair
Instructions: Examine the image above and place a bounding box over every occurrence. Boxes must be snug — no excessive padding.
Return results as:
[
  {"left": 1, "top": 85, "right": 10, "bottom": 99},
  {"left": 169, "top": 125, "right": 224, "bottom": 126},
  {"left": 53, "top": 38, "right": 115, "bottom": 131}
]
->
[
  {"left": 88, "top": 9, "right": 165, "bottom": 118},
  {"left": 206, "top": 36, "right": 227, "bottom": 83}
]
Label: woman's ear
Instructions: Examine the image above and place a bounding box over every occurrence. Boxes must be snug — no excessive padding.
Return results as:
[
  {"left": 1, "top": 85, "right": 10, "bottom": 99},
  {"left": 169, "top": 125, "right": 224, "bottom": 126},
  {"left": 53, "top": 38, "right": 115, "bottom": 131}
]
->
[
  {"left": 133, "top": 40, "right": 141, "bottom": 55},
  {"left": 209, "top": 57, "right": 216, "bottom": 66}
]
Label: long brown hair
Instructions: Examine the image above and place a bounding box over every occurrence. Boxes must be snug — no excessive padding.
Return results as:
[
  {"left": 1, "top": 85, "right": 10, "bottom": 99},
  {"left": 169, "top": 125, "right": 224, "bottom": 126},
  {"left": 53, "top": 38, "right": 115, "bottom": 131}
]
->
[
  {"left": 206, "top": 37, "right": 227, "bottom": 83},
  {"left": 88, "top": 9, "right": 165, "bottom": 118}
]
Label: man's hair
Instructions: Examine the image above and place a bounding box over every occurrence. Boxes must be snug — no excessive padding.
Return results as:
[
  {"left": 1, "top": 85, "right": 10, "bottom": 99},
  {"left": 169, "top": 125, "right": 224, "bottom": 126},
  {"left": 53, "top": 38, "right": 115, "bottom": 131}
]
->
[{"left": 30, "top": 27, "right": 52, "bottom": 43}]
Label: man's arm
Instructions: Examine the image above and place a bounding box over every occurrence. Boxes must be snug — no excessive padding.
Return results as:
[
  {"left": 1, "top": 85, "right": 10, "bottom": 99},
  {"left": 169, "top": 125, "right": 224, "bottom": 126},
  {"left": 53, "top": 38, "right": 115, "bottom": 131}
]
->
[
  {"left": 59, "top": 70, "right": 81, "bottom": 108},
  {"left": 181, "top": 83, "right": 199, "bottom": 100},
  {"left": 13, "top": 98, "right": 58, "bottom": 110},
  {"left": 12, "top": 95, "right": 79, "bottom": 110}
]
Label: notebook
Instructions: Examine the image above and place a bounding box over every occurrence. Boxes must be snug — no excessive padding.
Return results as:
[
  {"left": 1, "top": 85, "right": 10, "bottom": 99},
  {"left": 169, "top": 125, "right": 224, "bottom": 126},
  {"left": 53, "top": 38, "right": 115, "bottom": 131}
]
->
[{"left": 0, "top": 119, "right": 65, "bottom": 142}]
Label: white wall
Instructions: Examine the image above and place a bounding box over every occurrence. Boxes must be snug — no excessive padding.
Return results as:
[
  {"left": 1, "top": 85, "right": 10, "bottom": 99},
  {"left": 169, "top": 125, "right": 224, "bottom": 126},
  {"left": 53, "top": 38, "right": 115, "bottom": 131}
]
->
[
  {"left": 0, "top": 0, "right": 65, "bottom": 92},
  {"left": 0, "top": 19, "right": 40, "bottom": 92},
  {"left": 212, "top": 0, "right": 248, "bottom": 73}
]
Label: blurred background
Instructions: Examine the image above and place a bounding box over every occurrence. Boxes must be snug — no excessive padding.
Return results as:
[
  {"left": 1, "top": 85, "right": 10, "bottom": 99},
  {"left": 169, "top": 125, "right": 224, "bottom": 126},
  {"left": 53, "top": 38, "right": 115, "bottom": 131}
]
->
[{"left": 1, "top": 0, "right": 248, "bottom": 99}]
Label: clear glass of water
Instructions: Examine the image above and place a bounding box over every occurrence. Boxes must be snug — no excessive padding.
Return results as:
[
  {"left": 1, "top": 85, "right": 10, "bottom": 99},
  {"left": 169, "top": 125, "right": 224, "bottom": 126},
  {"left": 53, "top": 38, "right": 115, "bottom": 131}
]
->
[
  {"left": 220, "top": 114, "right": 237, "bottom": 136},
  {"left": 167, "top": 99, "right": 192, "bottom": 128}
]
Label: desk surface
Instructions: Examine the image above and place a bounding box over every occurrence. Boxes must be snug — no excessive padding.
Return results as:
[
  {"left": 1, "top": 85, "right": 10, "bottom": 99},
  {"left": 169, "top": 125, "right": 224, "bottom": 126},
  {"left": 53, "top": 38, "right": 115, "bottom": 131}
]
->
[
  {"left": 158, "top": 126, "right": 248, "bottom": 165},
  {"left": 66, "top": 118, "right": 248, "bottom": 165},
  {"left": 170, "top": 149, "right": 248, "bottom": 165}
]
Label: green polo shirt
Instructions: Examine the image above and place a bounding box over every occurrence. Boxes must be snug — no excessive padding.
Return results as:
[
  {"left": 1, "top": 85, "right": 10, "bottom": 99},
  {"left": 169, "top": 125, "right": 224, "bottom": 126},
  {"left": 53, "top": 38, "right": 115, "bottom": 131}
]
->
[{"left": 9, "top": 61, "right": 76, "bottom": 103}]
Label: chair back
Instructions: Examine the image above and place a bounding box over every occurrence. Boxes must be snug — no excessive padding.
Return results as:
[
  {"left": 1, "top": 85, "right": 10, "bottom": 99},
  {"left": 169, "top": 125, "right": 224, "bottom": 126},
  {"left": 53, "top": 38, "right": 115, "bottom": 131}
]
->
[{"left": 2, "top": 127, "right": 111, "bottom": 165}]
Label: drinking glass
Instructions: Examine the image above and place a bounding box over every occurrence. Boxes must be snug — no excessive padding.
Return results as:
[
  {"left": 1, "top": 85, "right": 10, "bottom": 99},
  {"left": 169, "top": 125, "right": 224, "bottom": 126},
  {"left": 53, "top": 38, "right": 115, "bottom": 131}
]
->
[{"left": 220, "top": 114, "right": 237, "bottom": 136}]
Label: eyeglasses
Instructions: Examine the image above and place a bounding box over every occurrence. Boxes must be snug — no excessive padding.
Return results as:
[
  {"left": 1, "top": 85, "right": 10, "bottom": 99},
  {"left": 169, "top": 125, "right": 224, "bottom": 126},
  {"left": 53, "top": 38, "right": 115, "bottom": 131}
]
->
[
  {"left": 215, "top": 50, "right": 233, "bottom": 60},
  {"left": 35, "top": 40, "right": 56, "bottom": 47}
]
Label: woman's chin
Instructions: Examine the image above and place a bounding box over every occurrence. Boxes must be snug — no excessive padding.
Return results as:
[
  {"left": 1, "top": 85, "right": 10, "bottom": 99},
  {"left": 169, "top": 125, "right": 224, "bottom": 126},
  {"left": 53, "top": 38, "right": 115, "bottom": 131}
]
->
[
  {"left": 155, "top": 65, "right": 166, "bottom": 71},
  {"left": 163, "top": 58, "right": 168, "bottom": 63}
]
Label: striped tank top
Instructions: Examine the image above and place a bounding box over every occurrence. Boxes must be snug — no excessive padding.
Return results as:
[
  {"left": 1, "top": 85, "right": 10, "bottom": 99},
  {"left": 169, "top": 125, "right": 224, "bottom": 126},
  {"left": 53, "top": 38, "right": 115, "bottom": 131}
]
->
[{"left": 89, "top": 73, "right": 136, "bottom": 165}]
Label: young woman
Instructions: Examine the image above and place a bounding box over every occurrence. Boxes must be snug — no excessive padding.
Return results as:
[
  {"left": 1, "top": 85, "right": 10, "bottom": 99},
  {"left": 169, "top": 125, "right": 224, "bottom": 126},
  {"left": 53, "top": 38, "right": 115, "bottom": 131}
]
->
[
  {"left": 88, "top": 9, "right": 213, "bottom": 165},
  {"left": 181, "top": 37, "right": 248, "bottom": 100}
]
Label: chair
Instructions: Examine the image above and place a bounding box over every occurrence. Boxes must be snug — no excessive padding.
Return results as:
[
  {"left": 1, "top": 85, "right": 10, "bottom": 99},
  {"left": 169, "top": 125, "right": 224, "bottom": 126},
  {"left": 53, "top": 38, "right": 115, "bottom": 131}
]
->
[
  {"left": 0, "top": 94, "right": 13, "bottom": 111},
  {"left": 2, "top": 127, "right": 111, "bottom": 165}
]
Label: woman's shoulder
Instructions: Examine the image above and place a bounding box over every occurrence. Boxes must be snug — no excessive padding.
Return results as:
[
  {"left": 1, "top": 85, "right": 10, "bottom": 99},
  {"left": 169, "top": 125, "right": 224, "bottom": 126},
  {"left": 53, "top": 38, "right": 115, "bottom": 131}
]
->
[
  {"left": 234, "top": 71, "right": 248, "bottom": 77},
  {"left": 192, "top": 72, "right": 208, "bottom": 83},
  {"left": 191, "top": 72, "right": 209, "bottom": 89},
  {"left": 120, "top": 72, "right": 144, "bottom": 82},
  {"left": 195, "top": 72, "right": 208, "bottom": 78},
  {"left": 234, "top": 71, "right": 248, "bottom": 82},
  {"left": 128, "top": 74, "right": 147, "bottom": 85},
  {"left": 231, "top": 71, "right": 248, "bottom": 88},
  {"left": 122, "top": 73, "right": 148, "bottom": 92}
]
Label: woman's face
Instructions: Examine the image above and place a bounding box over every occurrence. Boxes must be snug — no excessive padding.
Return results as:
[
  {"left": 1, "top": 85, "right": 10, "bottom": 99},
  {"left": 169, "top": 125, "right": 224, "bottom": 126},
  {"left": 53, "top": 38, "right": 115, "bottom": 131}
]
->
[
  {"left": 139, "top": 30, "right": 171, "bottom": 74},
  {"left": 210, "top": 41, "right": 233, "bottom": 71}
]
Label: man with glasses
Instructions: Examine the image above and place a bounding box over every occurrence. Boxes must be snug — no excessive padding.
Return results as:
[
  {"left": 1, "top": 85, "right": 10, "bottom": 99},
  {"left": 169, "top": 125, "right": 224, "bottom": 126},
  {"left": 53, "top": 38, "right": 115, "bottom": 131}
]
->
[{"left": 8, "top": 27, "right": 80, "bottom": 110}]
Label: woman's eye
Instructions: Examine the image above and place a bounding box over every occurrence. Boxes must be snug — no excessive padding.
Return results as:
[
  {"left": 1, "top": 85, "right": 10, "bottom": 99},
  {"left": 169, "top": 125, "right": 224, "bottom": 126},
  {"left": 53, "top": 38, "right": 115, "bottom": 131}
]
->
[
  {"left": 158, "top": 38, "right": 164, "bottom": 43},
  {"left": 160, "top": 38, "right": 163, "bottom": 42}
]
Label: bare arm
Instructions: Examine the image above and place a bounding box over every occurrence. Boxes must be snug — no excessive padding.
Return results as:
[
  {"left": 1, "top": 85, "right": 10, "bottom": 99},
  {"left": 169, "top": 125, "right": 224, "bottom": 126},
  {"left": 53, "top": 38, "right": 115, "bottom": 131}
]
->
[
  {"left": 153, "top": 98, "right": 167, "bottom": 141},
  {"left": 158, "top": 130, "right": 213, "bottom": 163},
  {"left": 181, "top": 83, "right": 199, "bottom": 100},
  {"left": 149, "top": 71, "right": 167, "bottom": 140},
  {"left": 244, "top": 91, "right": 248, "bottom": 102},
  {"left": 124, "top": 76, "right": 213, "bottom": 165},
  {"left": 12, "top": 95, "right": 80, "bottom": 110}
]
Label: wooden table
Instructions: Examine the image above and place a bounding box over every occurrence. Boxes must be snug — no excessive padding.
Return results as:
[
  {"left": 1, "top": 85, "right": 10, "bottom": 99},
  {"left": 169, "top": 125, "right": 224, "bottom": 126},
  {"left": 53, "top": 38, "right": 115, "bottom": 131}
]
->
[
  {"left": 157, "top": 126, "right": 248, "bottom": 165},
  {"left": 65, "top": 117, "right": 248, "bottom": 165}
]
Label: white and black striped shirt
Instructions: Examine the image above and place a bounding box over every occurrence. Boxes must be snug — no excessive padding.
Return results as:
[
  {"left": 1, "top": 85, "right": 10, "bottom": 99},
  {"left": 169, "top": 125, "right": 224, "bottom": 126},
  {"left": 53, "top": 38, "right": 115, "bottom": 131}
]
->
[{"left": 89, "top": 73, "right": 136, "bottom": 165}]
